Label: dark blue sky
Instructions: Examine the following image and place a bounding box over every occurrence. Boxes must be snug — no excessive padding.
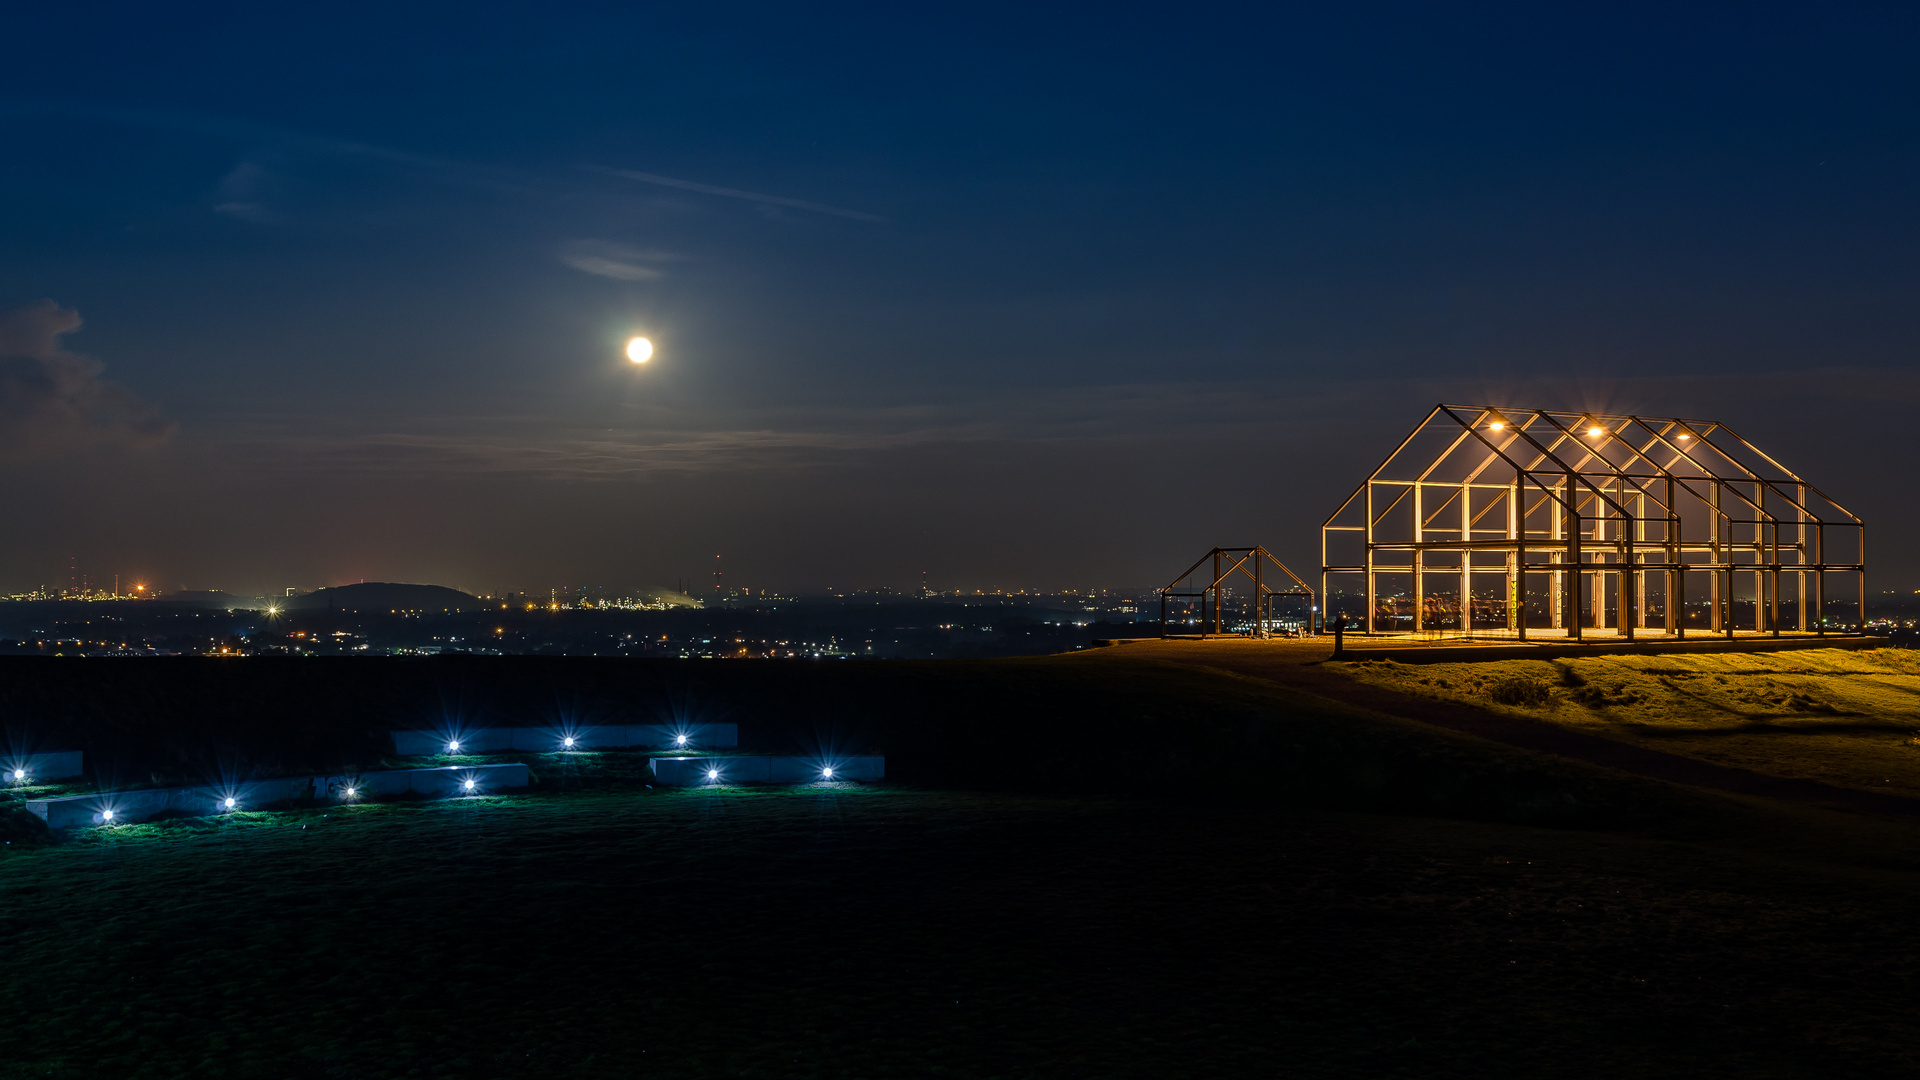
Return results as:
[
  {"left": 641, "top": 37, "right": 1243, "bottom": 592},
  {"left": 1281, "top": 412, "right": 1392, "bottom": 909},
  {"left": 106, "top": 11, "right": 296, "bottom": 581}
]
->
[{"left": 2, "top": 3, "right": 1916, "bottom": 595}]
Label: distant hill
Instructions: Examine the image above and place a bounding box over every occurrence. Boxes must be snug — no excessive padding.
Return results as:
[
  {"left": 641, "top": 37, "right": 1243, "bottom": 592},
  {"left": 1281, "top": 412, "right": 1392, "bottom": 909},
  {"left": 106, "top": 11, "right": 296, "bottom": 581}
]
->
[{"left": 285, "top": 583, "right": 487, "bottom": 613}]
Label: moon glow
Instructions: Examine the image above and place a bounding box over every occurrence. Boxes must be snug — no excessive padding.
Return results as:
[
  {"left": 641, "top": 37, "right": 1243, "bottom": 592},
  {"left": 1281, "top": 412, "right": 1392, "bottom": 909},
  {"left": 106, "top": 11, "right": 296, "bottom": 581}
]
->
[{"left": 626, "top": 336, "right": 654, "bottom": 363}]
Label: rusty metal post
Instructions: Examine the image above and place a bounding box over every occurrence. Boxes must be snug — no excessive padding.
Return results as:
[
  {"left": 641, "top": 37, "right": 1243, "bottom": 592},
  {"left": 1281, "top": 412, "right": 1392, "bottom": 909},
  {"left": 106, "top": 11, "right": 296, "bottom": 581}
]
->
[
  {"left": 1814, "top": 523, "right": 1826, "bottom": 636},
  {"left": 1709, "top": 481, "right": 1722, "bottom": 633},
  {"left": 1253, "top": 547, "right": 1264, "bottom": 638},
  {"left": 1412, "top": 481, "right": 1425, "bottom": 634},
  {"left": 1568, "top": 504, "right": 1583, "bottom": 642},
  {"left": 1460, "top": 480, "right": 1473, "bottom": 637},
  {"left": 1211, "top": 549, "right": 1222, "bottom": 636}
]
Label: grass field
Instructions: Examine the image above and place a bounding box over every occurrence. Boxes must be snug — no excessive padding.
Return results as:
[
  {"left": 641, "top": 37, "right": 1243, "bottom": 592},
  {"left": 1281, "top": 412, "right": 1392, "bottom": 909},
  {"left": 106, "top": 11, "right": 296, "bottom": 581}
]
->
[
  {"left": 1333, "top": 648, "right": 1920, "bottom": 797},
  {"left": 6, "top": 654, "right": 1920, "bottom": 1076},
  {"left": 5, "top": 780, "right": 1920, "bottom": 1079}
]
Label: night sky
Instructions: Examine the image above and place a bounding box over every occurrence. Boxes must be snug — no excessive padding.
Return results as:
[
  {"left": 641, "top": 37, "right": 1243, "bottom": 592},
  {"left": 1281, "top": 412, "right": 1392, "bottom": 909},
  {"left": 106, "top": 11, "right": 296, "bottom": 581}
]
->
[{"left": 3, "top": 4, "right": 1916, "bottom": 595}]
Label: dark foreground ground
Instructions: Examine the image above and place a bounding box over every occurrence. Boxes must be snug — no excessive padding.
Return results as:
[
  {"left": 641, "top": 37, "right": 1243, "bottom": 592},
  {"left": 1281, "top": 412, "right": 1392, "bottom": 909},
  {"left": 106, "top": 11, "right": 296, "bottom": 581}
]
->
[
  {"left": 5, "top": 652, "right": 1920, "bottom": 1077},
  {"left": 4, "top": 779, "right": 1919, "bottom": 1079}
]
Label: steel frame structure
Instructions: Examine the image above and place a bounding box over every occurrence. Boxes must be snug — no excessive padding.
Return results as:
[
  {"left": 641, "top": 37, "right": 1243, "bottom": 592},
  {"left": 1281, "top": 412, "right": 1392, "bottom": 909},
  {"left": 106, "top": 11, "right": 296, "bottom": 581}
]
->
[
  {"left": 1320, "top": 406, "right": 1865, "bottom": 640},
  {"left": 1159, "top": 546, "right": 1317, "bottom": 638}
]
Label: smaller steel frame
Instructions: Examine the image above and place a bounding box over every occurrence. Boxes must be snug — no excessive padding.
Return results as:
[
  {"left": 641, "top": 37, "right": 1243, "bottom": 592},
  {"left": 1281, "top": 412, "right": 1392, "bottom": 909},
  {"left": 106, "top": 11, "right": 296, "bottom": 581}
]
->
[
  {"left": 1160, "top": 546, "right": 1318, "bottom": 638},
  {"left": 1320, "top": 405, "right": 1866, "bottom": 639}
]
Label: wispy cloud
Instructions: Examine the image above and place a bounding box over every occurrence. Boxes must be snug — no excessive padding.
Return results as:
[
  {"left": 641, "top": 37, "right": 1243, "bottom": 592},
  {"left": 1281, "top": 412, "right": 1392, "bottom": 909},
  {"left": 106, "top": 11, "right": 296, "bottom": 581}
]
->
[
  {"left": 198, "top": 383, "right": 1313, "bottom": 481},
  {"left": 595, "top": 167, "right": 886, "bottom": 223},
  {"left": 554, "top": 239, "right": 675, "bottom": 281},
  {"left": 184, "top": 363, "right": 1917, "bottom": 485},
  {"left": 222, "top": 426, "right": 931, "bottom": 479},
  {"left": 210, "top": 161, "right": 277, "bottom": 222},
  {"left": 1, "top": 100, "right": 531, "bottom": 199}
]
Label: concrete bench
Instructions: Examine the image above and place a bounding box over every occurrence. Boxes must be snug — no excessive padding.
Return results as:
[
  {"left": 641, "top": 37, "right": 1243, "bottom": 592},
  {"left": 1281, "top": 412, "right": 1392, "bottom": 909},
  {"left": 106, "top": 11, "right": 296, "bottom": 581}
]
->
[
  {"left": 648, "top": 755, "right": 884, "bottom": 786},
  {"left": 391, "top": 723, "right": 737, "bottom": 756},
  {"left": 26, "top": 762, "right": 532, "bottom": 830},
  {"left": 3, "top": 750, "right": 83, "bottom": 782}
]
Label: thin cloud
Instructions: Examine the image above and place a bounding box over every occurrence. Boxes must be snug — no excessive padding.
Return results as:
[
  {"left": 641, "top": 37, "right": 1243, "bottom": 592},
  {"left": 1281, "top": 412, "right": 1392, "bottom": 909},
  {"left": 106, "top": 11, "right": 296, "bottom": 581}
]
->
[
  {"left": 226, "top": 428, "right": 929, "bottom": 480},
  {"left": 211, "top": 162, "right": 277, "bottom": 223},
  {"left": 191, "top": 365, "right": 1912, "bottom": 484},
  {"left": 3, "top": 101, "right": 530, "bottom": 195},
  {"left": 555, "top": 240, "right": 673, "bottom": 281},
  {"left": 596, "top": 167, "right": 886, "bottom": 223}
]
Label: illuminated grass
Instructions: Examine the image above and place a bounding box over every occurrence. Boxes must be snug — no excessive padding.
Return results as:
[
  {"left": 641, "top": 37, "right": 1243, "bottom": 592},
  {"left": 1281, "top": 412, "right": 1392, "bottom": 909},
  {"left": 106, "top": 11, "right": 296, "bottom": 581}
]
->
[{"left": 1333, "top": 648, "right": 1920, "bottom": 795}]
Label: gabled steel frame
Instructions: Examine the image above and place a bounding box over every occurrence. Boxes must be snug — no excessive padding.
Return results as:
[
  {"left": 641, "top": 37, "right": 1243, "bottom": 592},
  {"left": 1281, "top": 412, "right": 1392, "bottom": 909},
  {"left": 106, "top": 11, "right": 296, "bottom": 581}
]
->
[
  {"left": 1320, "top": 405, "right": 1866, "bottom": 640},
  {"left": 1159, "top": 546, "right": 1318, "bottom": 638}
]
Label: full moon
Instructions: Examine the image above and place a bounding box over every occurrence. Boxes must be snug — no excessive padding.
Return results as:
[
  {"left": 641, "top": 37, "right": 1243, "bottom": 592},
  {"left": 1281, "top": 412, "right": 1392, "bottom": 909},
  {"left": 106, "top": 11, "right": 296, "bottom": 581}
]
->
[{"left": 626, "top": 336, "right": 653, "bottom": 363}]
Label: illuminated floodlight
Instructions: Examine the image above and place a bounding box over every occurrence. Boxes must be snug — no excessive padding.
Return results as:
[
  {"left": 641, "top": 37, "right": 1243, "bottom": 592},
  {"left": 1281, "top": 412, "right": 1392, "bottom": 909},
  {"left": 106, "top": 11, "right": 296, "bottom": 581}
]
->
[
  {"left": 563, "top": 737, "right": 575, "bottom": 748},
  {"left": 11, "top": 769, "right": 22, "bottom": 781},
  {"left": 344, "top": 787, "right": 357, "bottom": 797},
  {"left": 821, "top": 766, "right": 835, "bottom": 779},
  {"left": 706, "top": 769, "right": 719, "bottom": 780},
  {"left": 447, "top": 740, "right": 461, "bottom": 752},
  {"left": 675, "top": 734, "right": 688, "bottom": 746},
  {"left": 223, "top": 797, "right": 236, "bottom": 809},
  {"left": 101, "top": 809, "right": 114, "bottom": 821},
  {"left": 462, "top": 778, "right": 476, "bottom": 791}
]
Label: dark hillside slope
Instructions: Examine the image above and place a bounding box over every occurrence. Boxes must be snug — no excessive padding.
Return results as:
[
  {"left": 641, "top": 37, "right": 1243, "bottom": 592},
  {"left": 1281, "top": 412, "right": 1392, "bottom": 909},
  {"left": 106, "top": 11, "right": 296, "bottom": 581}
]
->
[
  {"left": 285, "top": 582, "right": 486, "bottom": 613},
  {"left": 0, "top": 655, "right": 1701, "bottom": 828}
]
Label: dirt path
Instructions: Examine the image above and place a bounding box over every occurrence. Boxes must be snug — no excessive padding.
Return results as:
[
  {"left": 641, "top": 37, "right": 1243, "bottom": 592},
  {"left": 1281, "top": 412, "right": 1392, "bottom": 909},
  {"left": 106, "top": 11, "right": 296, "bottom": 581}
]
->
[{"left": 1094, "top": 639, "right": 1920, "bottom": 817}]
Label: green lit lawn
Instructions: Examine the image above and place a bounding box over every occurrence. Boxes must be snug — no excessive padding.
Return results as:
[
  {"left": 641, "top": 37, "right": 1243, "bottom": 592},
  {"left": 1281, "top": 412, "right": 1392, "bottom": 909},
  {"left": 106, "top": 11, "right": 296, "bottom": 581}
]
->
[{"left": 4, "top": 782, "right": 1920, "bottom": 1078}]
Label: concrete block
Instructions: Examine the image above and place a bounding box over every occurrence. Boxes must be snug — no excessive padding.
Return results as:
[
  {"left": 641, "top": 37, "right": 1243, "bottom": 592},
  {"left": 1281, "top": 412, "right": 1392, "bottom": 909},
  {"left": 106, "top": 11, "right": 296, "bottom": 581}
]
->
[
  {"left": 308, "top": 772, "right": 375, "bottom": 799},
  {"left": 453, "top": 729, "right": 514, "bottom": 753},
  {"left": 782, "top": 755, "right": 885, "bottom": 782},
  {"left": 406, "top": 762, "right": 530, "bottom": 796},
  {"left": 839, "top": 756, "right": 885, "bottom": 780},
  {"left": 390, "top": 729, "right": 516, "bottom": 755},
  {"left": 649, "top": 756, "right": 765, "bottom": 785},
  {"left": 393, "top": 724, "right": 738, "bottom": 754},
  {"left": 648, "top": 755, "right": 881, "bottom": 785},
  {"left": 2, "top": 750, "right": 83, "bottom": 782},
  {"left": 26, "top": 762, "right": 533, "bottom": 829},
  {"left": 507, "top": 726, "right": 614, "bottom": 751},
  {"left": 627, "top": 723, "right": 738, "bottom": 749}
]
